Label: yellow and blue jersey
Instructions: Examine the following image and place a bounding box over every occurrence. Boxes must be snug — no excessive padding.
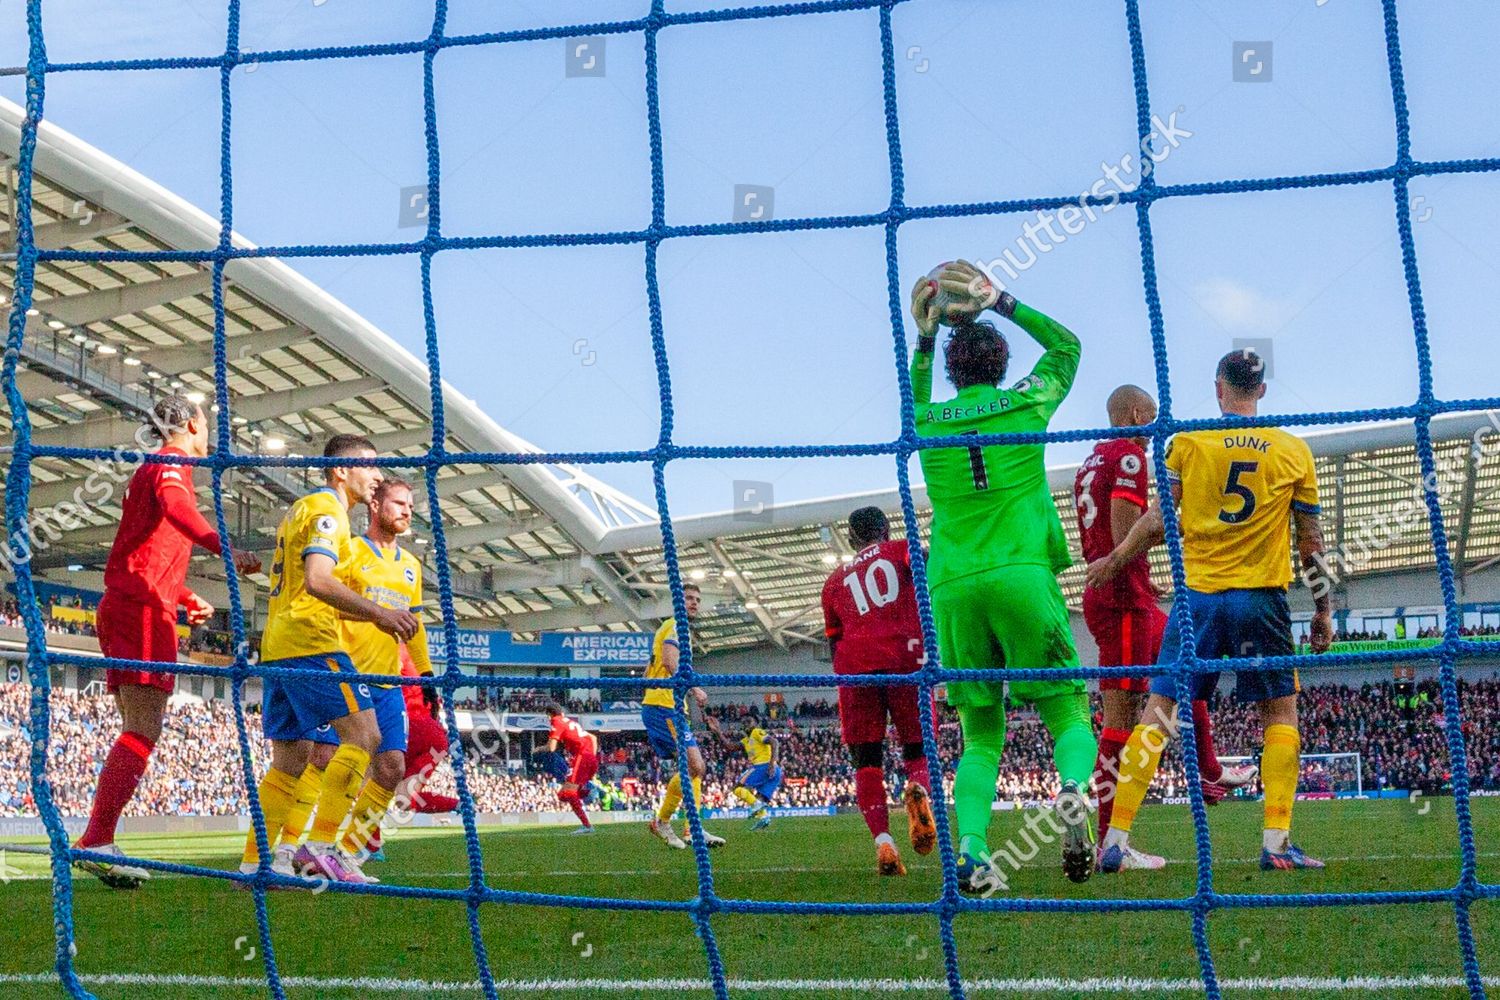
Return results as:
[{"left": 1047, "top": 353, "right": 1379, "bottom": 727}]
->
[
  {"left": 261, "top": 487, "right": 351, "bottom": 661},
  {"left": 643, "top": 618, "right": 680, "bottom": 709},
  {"left": 1166, "top": 427, "right": 1319, "bottom": 594},
  {"left": 741, "top": 727, "right": 773, "bottom": 765},
  {"left": 340, "top": 535, "right": 426, "bottom": 679}
]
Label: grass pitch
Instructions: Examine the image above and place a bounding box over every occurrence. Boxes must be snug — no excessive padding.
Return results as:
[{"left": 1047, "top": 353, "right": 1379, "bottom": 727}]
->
[{"left": 4, "top": 798, "right": 1500, "bottom": 999}]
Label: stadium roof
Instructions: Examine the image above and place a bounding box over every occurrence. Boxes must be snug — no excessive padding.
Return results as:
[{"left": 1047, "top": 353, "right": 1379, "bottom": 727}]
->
[{"left": 3, "top": 98, "right": 1497, "bottom": 655}]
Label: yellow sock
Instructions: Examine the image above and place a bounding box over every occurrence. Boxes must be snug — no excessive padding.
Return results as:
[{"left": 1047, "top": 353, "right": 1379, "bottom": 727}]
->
[
  {"left": 689, "top": 776, "right": 704, "bottom": 814},
  {"left": 1262, "top": 723, "right": 1301, "bottom": 832},
  {"left": 1111, "top": 723, "right": 1167, "bottom": 835},
  {"left": 733, "top": 786, "right": 758, "bottom": 807},
  {"left": 243, "top": 768, "right": 299, "bottom": 865},
  {"left": 308, "top": 744, "right": 371, "bottom": 845},
  {"left": 279, "top": 763, "right": 324, "bottom": 846},
  {"left": 341, "top": 781, "right": 395, "bottom": 856},
  {"left": 657, "top": 774, "right": 683, "bottom": 823}
]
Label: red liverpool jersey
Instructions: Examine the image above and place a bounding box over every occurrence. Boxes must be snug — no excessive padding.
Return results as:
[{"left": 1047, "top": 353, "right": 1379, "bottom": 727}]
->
[
  {"left": 103, "top": 446, "right": 219, "bottom": 611},
  {"left": 1075, "top": 439, "right": 1156, "bottom": 610},
  {"left": 820, "top": 539, "right": 923, "bottom": 675},
  {"left": 550, "top": 714, "right": 596, "bottom": 756}
]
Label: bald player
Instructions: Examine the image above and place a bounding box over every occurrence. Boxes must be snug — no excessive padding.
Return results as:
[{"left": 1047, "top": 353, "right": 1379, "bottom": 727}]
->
[{"left": 1074, "top": 386, "right": 1249, "bottom": 868}]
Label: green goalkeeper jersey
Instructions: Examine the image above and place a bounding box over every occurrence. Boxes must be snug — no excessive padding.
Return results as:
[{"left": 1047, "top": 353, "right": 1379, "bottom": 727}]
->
[{"left": 912, "top": 302, "right": 1081, "bottom": 591}]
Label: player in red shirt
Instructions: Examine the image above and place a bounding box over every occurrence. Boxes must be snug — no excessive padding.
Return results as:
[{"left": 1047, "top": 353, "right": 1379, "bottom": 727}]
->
[
  {"left": 820, "top": 506, "right": 937, "bottom": 877},
  {"left": 545, "top": 703, "right": 600, "bottom": 833},
  {"left": 75, "top": 395, "right": 259, "bottom": 888},
  {"left": 1075, "top": 386, "right": 1248, "bottom": 867},
  {"left": 361, "top": 645, "right": 457, "bottom": 860}
]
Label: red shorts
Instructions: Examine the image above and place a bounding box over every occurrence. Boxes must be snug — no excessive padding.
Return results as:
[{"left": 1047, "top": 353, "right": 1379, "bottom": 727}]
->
[
  {"left": 838, "top": 677, "right": 930, "bottom": 746},
  {"left": 404, "top": 709, "right": 450, "bottom": 779},
  {"left": 1084, "top": 602, "right": 1166, "bottom": 693},
  {"left": 568, "top": 748, "right": 599, "bottom": 787},
  {"left": 97, "top": 592, "right": 178, "bottom": 694}
]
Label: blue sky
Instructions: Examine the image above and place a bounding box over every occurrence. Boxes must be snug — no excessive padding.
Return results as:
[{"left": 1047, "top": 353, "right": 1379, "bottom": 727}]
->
[{"left": 4, "top": 0, "right": 1498, "bottom": 516}]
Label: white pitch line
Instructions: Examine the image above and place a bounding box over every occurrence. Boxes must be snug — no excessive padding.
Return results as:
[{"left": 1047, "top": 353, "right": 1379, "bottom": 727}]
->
[{"left": 2, "top": 972, "right": 1497, "bottom": 994}]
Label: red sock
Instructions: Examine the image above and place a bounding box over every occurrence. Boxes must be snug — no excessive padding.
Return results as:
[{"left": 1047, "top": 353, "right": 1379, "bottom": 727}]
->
[
  {"left": 368, "top": 826, "right": 383, "bottom": 852},
  {"left": 903, "top": 756, "right": 932, "bottom": 794},
  {"left": 1093, "top": 727, "right": 1130, "bottom": 844},
  {"left": 78, "top": 731, "right": 154, "bottom": 849},
  {"left": 855, "top": 767, "right": 889, "bottom": 839},
  {"left": 1191, "top": 700, "right": 1222, "bottom": 782},
  {"left": 559, "top": 788, "right": 590, "bottom": 828},
  {"left": 414, "top": 793, "right": 459, "bottom": 814}
]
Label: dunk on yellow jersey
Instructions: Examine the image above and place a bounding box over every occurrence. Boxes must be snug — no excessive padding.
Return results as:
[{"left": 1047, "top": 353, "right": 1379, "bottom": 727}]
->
[
  {"left": 1165, "top": 427, "right": 1320, "bottom": 593},
  {"left": 261, "top": 487, "right": 351, "bottom": 661},
  {"left": 341, "top": 536, "right": 429, "bottom": 677}
]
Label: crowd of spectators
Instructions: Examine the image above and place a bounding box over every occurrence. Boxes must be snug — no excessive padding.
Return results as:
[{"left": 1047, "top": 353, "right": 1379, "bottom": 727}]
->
[
  {"left": 6, "top": 676, "right": 1500, "bottom": 819},
  {"left": 0, "top": 598, "right": 97, "bottom": 638}
]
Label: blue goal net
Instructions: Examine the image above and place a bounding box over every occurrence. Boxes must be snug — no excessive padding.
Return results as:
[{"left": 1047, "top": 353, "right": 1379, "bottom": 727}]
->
[{"left": 6, "top": 1, "right": 1500, "bottom": 998}]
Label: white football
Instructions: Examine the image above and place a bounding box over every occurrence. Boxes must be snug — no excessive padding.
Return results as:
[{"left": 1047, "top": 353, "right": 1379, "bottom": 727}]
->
[{"left": 926, "top": 262, "right": 994, "bottom": 326}]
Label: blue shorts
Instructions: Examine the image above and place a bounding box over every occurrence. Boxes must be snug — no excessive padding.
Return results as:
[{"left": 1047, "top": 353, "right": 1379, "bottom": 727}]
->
[
  {"left": 640, "top": 704, "right": 696, "bottom": 759},
  {"left": 311, "top": 682, "right": 408, "bottom": 754},
  {"left": 261, "top": 652, "right": 375, "bottom": 742},
  {"left": 1150, "top": 587, "right": 1298, "bottom": 704},
  {"left": 738, "top": 762, "right": 783, "bottom": 801}
]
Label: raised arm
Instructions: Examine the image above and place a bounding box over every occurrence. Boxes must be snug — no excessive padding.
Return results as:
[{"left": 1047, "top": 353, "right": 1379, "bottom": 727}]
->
[{"left": 909, "top": 276, "right": 940, "bottom": 407}]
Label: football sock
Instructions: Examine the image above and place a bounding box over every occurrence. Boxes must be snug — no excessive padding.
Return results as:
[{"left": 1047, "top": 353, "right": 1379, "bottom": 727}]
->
[
  {"left": 954, "top": 703, "right": 1007, "bottom": 855},
  {"left": 657, "top": 774, "right": 683, "bottom": 823},
  {"left": 308, "top": 744, "right": 371, "bottom": 845},
  {"left": 1093, "top": 726, "right": 1131, "bottom": 844},
  {"left": 1037, "top": 693, "right": 1097, "bottom": 789},
  {"left": 855, "top": 766, "right": 890, "bottom": 839},
  {"left": 1262, "top": 723, "right": 1300, "bottom": 836},
  {"left": 688, "top": 777, "right": 704, "bottom": 816},
  {"left": 367, "top": 826, "right": 383, "bottom": 853},
  {"left": 414, "top": 792, "right": 459, "bottom": 813},
  {"left": 733, "top": 786, "right": 759, "bottom": 808},
  {"left": 279, "top": 763, "right": 325, "bottom": 846},
  {"left": 341, "top": 780, "right": 396, "bottom": 855},
  {"left": 1190, "top": 700, "right": 1223, "bottom": 782},
  {"left": 79, "top": 731, "right": 154, "bottom": 849},
  {"left": 902, "top": 755, "right": 933, "bottom": 794},
  {"left": 558, "top": 787, "right": 591, "bottom": 827},
  {"left": 1110, "top": 722, "right": 1168, "bottom": 837},
  {"left": 243, "top": 767, "right": 300, "bottom": 865}
]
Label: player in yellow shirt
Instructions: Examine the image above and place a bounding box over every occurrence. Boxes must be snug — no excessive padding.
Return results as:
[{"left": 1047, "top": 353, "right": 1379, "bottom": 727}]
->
[
  {"left": 640, "top": 583, "right": 725, "bottom": 849},
  {"left": 707, "top": 716, "right": 783, "bottom": 830},
  {"left": 273, "top": 477, "right": 432, "bottom": 876},
  {"left": 1087, "top": 350, "right": 1333, "bottom": 872},
  {"left": 241, "top": 435, "right": 418, "bottom": 886}
]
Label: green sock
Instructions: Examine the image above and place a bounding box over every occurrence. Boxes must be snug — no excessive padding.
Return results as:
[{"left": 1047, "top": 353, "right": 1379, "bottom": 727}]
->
[
  {"left": 954, "top": 703, "right": 1007, "bottom": 856},
  {"left": 1037, "top": 693, "right": 1098, "bottom": 789}
]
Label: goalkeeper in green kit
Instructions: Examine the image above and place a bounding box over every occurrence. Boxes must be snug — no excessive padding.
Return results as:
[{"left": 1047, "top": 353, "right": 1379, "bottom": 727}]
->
[{"left": 910, "top": 260, "right": 1097, "bottom": 889}]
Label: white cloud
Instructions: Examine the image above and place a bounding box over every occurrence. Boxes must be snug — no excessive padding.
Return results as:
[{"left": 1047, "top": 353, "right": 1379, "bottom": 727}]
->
[{"left": 1191, "top": 277, "right": 1295, "bottom": 333}]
